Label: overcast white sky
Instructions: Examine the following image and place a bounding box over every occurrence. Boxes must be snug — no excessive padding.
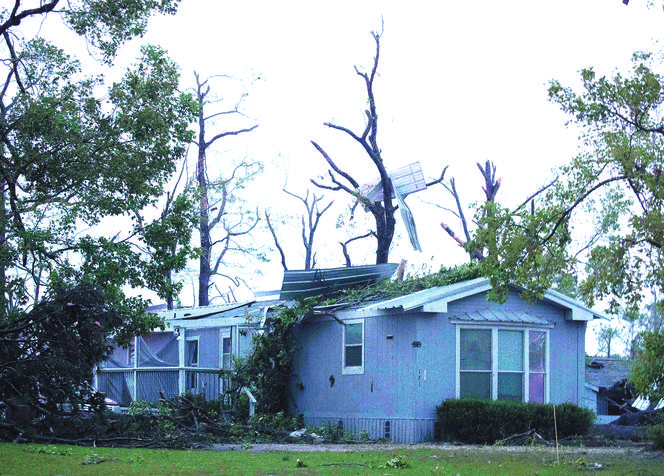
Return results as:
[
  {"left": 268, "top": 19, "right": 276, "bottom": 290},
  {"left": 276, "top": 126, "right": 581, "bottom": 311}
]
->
[
  {"left": 35, "top": 0, "right": 656, "bottom": 333},
  {"left": 131, "top": 1, "right": 664, "bottom": 300}
]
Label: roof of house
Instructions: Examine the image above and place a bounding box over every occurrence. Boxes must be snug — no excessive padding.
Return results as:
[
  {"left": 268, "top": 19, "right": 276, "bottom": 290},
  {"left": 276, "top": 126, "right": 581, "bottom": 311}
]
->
[
  {"left": 154, "top": 299, "right": 294, "bottom": 329},
  {"left": 152, "top": 275, "right": 606, "bottom": 329},
  {"left": 585, "top": 357, "right": 634, "bottom": 389},
  {"left": 349, "top": 277, "right": 606, "bottom": 321}
]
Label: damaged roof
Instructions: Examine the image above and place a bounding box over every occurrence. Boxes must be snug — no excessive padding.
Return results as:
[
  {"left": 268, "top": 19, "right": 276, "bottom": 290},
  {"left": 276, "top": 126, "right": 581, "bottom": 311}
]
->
[{"left": 586, "top": 357, "right": 634, "bottom": 390}]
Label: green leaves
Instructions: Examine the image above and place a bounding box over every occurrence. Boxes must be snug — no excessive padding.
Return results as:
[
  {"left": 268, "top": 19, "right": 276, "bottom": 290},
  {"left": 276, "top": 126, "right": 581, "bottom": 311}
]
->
[
  {"left": 473, "top": 49, "right": 664, "bottom": 310},
  {"left": 0, "top": 2, "right": 196, "bottom": 337},
  {"left": 65, "top": 0, "right": 181, "bottom": 60},
  {"left": 631, "top": 330, "right": 664, "bottom": 401}
]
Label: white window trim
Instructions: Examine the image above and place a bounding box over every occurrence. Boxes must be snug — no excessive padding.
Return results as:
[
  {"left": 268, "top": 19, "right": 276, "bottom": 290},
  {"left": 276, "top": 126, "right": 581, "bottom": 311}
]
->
[
  {"left": 185, "top": 336, "right": 200, "bottom": 367},
  {"left": 220, "top": 328, "right": 233, "bottom": 370},
  {"left": 455, "top": 324, "right": 549, "bottom": 403},
  {"left": 185, "top": 336, "right": 200, "bottom": 390},
  {"left": 342, "top": 318, "right": 364, "bottom": 375}
]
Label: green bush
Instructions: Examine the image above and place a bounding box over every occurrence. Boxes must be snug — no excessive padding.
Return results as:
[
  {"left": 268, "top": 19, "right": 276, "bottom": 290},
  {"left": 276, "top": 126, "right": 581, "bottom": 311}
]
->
[
  {"left": 646, "top": 423, "right": 664, "bottom": 450},
  {"left": 435, "top": 398, "right": 595, "bottom": 444}
]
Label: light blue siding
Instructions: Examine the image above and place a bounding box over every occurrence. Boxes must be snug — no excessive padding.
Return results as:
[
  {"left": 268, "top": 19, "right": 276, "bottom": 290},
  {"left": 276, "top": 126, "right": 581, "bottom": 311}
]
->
[{"left": 292, "top": 288, "right": 589, "bottom": 443}]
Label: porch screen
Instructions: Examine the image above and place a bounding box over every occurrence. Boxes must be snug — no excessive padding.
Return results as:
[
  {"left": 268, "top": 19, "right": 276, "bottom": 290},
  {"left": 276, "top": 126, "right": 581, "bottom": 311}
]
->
[{"left": 138, "top": 333, "right": 178, "bottom": 367}]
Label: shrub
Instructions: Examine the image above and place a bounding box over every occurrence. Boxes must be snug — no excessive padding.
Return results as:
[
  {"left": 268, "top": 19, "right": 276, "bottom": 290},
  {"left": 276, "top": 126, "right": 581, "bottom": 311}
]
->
[
  {"left": 646, "top": 423, "right": 664, "bottom": 450},
  {"left": 435, "top": 398, "right": 595, "bottom": 444}
]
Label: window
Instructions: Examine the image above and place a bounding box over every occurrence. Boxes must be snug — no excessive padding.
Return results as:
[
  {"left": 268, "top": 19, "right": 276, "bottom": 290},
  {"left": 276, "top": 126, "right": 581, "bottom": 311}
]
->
[
  {"left": 221, "top": 330, "right": 232, "bottom": 393},
  {"left": 185, "top": 338, "right": 199, "bottom": 390},
  {"left": 528, "top": 330, "right": 546, "bottom": 403},
  {"left": 342, "top": 319, "right": 364, "bottom": 375},
  {"left": 459, "top": 329, "right": 491, "bottom": 399},
  {"left": 457, "top": 327, "right": 548, "bottom": 402}
]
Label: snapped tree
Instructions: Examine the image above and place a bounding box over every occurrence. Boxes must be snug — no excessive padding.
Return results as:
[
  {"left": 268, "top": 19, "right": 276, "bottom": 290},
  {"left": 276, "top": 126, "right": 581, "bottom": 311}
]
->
[
  {"left": 472, "top": 52, "right": 663, "bottom": 307},
  {"left": 311, "top": 30, "right": 445, "bottom": 265},
  {"left": 436, "top": 160, "right": 500, "bottom": 261},
  {"left": 192, "top": 72, "right": 261, "bottom": 306},
  {"left": 0, "top": 284, "right": 125, "bottom": 423}
]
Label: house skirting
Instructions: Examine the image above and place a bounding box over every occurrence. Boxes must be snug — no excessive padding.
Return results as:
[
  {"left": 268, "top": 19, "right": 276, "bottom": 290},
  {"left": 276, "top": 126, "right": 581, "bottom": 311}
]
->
[{"left": 303, "top": 416, "right": 436, "bottom": 444}]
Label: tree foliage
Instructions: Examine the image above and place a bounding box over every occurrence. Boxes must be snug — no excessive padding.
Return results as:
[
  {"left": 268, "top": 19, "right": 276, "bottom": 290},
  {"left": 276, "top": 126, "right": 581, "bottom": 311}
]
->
[
  {"left": 0, "top": 283, "right": 126, "bottom": 416},
  {"left": 472, "top": 51, "right": 664, "bottom": 309},
  {"left": 596, "top": 323, "right": 622, "bottom": 357},
  {"left": 0, "top": 1, "right": 204, "bottom": 411},
  {"left": 631, "top": 330, "right": 664, "bottom": 401},
  {"left": 0, "top": 2, "right": 196, "bottom": 321}
]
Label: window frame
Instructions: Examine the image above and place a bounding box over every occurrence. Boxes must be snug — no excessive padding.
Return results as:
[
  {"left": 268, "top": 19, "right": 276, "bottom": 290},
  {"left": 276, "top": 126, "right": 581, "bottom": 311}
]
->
[
  {"left": 342, "top": 318, "right": 364, "bottom": 375},
  {"left": 220, "top": 328, "right": 233, "bottom": 393},
  {"left": 455, "top": 324, "right": 550, "bottom": 403},
  {"left": 185, "top": 336, "right": 200, "bottom": 390},
  {"left": 220, "top": 328, "right": 233, "bottom": 370}
]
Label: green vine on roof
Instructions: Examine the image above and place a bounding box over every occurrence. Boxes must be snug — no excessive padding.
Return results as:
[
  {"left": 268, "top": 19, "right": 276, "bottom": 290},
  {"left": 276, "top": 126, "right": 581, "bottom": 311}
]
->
[
  {"left": 318, "top": 261, "right": 483, "bottom": 307},
  {"left": 223, "top": 261, "right": 482, "bottom": 419}
]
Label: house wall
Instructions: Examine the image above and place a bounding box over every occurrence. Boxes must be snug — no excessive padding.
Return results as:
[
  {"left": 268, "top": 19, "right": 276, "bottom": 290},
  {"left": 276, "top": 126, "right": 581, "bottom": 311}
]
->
[
  {"left": 183, "top": 328, "right": 219, "bottom": 367},
  {"left": 291, "top": 289, "right": 589, "bottom": 443},
  {"left": 446, "top": 290, "right": 586, "bottom": 406}
]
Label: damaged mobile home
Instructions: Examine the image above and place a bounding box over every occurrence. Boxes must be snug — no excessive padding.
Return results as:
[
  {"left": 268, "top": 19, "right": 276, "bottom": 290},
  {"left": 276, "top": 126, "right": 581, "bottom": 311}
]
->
[{"left": 96, "top": 268, "right": 606, "bottom": 443}]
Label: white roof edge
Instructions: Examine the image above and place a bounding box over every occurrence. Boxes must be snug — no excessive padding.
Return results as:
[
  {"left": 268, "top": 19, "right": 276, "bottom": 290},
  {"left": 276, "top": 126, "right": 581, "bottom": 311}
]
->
[
  {"left": 543, "top": 288, "right": 609, "bottom": 321},
  {"left": 357, "top": 277, "right": 491, "bottom": 313}
]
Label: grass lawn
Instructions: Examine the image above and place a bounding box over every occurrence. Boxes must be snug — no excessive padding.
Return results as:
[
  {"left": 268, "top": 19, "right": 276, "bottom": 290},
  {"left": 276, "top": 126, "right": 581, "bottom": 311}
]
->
[{"left": 1, "top": 442, "right": 662, "bottom": 475}]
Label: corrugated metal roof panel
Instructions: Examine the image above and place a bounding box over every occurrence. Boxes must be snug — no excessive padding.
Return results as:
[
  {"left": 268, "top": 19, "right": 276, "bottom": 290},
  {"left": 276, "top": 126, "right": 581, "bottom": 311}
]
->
[
  {"left": 163, "top": 301, "right": 255, "bottom": 320},
  {"left": 370, "top": 162, "right": 427, "bottom": 202},
  {"left": 279, "top": 264, "right": 398, "bottom": 300},
  {"left": 453, "top": 309, "right": 550, "bottom": 325}
]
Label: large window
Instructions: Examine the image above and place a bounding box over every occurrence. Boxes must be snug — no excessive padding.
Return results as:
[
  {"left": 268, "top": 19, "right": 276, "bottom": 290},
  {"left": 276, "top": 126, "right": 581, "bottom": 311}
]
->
[
  {"left": 457, "top": 327, "right": 548, "bottom": 402},
  {"left": 342, "top": 319, "right": 364, "bottom": 375}
]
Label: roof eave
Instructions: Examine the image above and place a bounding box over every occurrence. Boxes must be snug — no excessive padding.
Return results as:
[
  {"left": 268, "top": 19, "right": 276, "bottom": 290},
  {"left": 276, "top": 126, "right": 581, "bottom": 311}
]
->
[{"left": 543, "top": 289, "right": 609, "bottom": 321}]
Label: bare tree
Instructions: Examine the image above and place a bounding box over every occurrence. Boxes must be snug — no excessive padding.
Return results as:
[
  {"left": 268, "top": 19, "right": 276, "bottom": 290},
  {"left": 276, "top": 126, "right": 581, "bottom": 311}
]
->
[
  {"left": 284, "top": 188, "right": 333, "bottom": 270},
  {"left": 437, "top": 160, "right": 501, "bottom": 260},
  {"left": 340, "top": 231, "right": 375, "bottom": 267},
  {"left": 311, "top": 30, "right": 444, "bottom": 264},
  {"left": 265, "top": 188, "right": 333, "bottom": 271},
  {"left": 194, "top": 72, "right": 259, "bottom": 307}
]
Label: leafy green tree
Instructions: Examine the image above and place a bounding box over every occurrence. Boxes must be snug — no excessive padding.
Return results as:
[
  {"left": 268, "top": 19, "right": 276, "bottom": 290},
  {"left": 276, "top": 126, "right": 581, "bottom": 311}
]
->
[
  {"left": 0, "top": 2, "right": 198, "bottom": 326},
  {"left": 0, "top": 3, "right": 207, "bottom": 411},
  {"left": 472, "top": 51, "right": 664, "bottom": 310},
  {"left": 596, "top": 324, "right": 622, "bottom": 358},
  {"left": 139, "top": 186, "right": 199, "bottom": 310},
  {"left": 631, "top": 330, "right": 664, "bottom": 401}
]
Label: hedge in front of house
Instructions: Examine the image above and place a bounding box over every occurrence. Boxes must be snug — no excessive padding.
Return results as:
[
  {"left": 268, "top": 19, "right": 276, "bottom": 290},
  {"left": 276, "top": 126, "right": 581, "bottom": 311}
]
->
[{"left": 434, "top": 398, "right": 595, "bottom": 444}]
